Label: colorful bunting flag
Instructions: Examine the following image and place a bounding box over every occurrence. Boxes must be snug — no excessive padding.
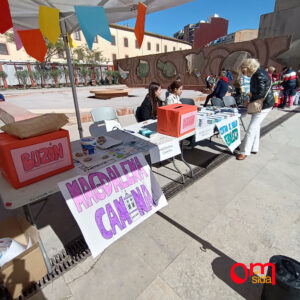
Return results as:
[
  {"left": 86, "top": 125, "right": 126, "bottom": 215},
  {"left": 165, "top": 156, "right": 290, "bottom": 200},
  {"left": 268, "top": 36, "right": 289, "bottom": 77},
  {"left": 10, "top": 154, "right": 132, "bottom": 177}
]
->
[
  {"left": 39, "top": 6, "right": 61, "bottom": 45},
  {"left": 74, "top": 6, "right": 112, "bottom": 50},
  {"left": 0, "top": 0, "right": 13, "bottom": 34},
  {"left": 13, "top": 27, "right": 23, "bottom": 50},
  {"left": 134, "top": 2, "right": 147, "bottom": 49},
  {"left": 68, "top": 33, "right": 77, "bottom": 48},
  {"left": 18, "top": 29, "right": 47, "bottom": 63}
]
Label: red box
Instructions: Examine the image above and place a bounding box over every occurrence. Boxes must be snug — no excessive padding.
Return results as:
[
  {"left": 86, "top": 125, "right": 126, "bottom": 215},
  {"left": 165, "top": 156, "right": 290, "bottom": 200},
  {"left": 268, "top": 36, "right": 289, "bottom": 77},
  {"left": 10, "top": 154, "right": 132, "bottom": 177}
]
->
[
  {"left": 157, "top": 104, "right": 197, "bottom": 137},
  {"left": 0, "top": 129, "right": 74, "bottom": 189}
]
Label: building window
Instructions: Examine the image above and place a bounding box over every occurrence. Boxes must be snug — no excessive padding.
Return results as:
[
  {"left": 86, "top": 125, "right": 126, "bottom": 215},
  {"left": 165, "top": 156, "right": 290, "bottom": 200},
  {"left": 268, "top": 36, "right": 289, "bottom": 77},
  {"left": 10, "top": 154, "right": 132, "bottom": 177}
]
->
[
  {"left": 111, "top": 35, "right": 116, "bottom": 46},
  {"left": 94, "top": 36, "right": 98, "bottom": 43},
  {"left": 74, "top": 31, "right": 81, "bottom": 41},
  {"left": 0, "top": 43, "right": 8, "bottom": 55},
  {"left": 0, "top": 43, "right": 9, "bottom": 55},
  {"left": 156, "top": 44, "right": 159, "bottom": 52},
  {"left": 164, "top": 45, "right": 167, "bottom": 52},
  {"left": 147, "top": 42, "right": 151, "bottom": 50},
  {"left": 112, "top": 54, "right": 117, "bottom": 61},
  {"left": 125, "top": 55, "right": 129, "bottom": 58},
  {"left": 124, "top": 37, "right": 128, "bottom": 47},
  {"left": 135, "top": 40, "right": 139, "bottom": 49},
  {"left": 173, "top": 47, "right": 176, "bottom": 51}
]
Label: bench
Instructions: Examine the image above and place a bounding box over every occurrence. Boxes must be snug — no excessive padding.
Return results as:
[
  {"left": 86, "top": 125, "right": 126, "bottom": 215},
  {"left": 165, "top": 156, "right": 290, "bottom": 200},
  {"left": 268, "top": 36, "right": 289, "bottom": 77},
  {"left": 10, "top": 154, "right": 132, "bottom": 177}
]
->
[
  {"left": 0, "top": 102, "right": 36, "bottom": 124},
  {"left": 90, "top": 88, "right": 131, "bottom": 99}
]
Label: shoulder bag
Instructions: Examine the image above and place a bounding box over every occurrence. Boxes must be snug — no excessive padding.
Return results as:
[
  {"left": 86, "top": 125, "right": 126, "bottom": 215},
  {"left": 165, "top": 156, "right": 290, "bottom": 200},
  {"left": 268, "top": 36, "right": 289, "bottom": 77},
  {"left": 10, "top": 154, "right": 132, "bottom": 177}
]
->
[{"left": 248, "top": 83, "right": 272, "bottom": 114}]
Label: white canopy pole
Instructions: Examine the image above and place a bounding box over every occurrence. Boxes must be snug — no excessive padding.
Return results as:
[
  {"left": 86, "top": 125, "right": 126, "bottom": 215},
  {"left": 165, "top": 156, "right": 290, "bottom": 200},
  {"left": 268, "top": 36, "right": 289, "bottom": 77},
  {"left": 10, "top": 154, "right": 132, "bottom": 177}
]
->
[{"left": 61, "top": 21, "right": 83, "bottom": 139}]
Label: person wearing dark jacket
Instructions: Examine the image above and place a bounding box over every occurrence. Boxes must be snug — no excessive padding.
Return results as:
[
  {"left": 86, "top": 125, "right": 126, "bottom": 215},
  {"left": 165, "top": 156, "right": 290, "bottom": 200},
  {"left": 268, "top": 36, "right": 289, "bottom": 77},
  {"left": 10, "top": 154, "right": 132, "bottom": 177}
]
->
[
  {"left": 203, "top": 71, "right": 229, "bottom": 107},
  {"left": 237, "top": 58, "right": 275, "bottom": 160},
  {"left": 136, "top": 82, "right": 163, "bottom": 122},
  {"left": 279, "top": 67, "right": 297, "bottom": 108}
]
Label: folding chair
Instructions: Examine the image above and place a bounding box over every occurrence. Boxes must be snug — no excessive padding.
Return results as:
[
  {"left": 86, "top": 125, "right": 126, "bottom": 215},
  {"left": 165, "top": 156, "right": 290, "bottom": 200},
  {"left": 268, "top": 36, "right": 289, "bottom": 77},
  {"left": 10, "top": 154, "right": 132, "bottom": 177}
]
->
[
  {"left": 90, "top": 106, "right": 118, "bottom": 123},
  {"left": 223, "top": 96, "right": 246, "bottom": 131},
  {"left": 211, "top": 97, "right": 225, "bottom": 107},
  {"left": 180, "top": 98, "right": 196, "bottom": 105}
]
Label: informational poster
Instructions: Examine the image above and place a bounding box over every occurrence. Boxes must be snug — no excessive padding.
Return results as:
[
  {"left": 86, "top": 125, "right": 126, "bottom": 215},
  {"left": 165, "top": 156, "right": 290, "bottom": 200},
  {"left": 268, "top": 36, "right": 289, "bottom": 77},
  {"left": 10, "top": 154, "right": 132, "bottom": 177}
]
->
[
  {"left": 58, "top": 153, "right": 167, "bottom": 258},
  {"left": 216, "top": 117, "right": 241, "bottom": 152},
  {"left": 195, "top": 125, "right": 215, "bottom": 142},
  {"left": 149, "top": 140, "right": 181, "bottom": 164}
]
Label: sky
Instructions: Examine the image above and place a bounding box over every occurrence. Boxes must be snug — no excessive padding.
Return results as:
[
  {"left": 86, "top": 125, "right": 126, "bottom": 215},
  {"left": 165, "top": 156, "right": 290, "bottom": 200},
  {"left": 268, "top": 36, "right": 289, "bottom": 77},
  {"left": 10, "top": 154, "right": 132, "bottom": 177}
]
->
[{"left": 118, "top": 0, "right": 276, "bottom": 38}]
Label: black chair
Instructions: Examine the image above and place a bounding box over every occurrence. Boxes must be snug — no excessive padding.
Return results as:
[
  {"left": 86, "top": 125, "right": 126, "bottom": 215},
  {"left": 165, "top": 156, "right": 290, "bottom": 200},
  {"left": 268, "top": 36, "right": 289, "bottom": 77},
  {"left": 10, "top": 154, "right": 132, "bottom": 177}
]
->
[
  {"left": 180, "top": 98, "right": 196, "bottom": 105},
  {"left": 211, "top": 97, "right": 224, "bottom": 107},
  {"left": 223, "top": 96, "right": 246, "bottom": 131}
]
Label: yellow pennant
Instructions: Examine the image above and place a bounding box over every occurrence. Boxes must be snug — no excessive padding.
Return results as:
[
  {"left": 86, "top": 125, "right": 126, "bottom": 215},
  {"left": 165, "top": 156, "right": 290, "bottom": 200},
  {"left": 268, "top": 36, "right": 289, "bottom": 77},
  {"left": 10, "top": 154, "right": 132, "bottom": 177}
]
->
[
  {"left": 39, "top": 6, "right": 61, "bottom": 45},
  {"left": 68, "top": 33, "right": 77, "bottom": 48}
]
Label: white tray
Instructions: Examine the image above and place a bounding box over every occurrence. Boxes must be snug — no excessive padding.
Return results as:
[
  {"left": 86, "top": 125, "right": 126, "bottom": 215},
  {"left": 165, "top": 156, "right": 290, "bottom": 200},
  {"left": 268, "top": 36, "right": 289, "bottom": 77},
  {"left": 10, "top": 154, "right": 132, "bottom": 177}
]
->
[{"left": 96, "top": 135, "right": 122, "bottom": 149}]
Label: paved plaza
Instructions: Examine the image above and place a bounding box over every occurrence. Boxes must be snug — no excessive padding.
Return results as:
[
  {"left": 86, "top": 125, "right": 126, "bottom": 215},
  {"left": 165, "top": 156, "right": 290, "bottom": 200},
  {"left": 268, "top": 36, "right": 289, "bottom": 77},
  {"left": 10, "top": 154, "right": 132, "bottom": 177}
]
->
[{"left": 0, "top": 88, "right": 299, "bottom": 299}]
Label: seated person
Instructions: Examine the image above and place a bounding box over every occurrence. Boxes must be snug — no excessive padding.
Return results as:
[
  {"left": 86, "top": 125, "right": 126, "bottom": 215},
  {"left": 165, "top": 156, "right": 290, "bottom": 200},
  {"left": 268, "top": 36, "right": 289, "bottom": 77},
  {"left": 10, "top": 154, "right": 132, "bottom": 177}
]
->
[
  {"left": 203, "top": 71, "right": 229, "bottom": 107},
  {"left": 136, "top": 82, "right": 163, "bottom": 122},
  {"left": 165, "top": 80, "right": 183, "bottom": 105},
  {"left": 0, "top": 93, "right": 5, "bottom": 101}
]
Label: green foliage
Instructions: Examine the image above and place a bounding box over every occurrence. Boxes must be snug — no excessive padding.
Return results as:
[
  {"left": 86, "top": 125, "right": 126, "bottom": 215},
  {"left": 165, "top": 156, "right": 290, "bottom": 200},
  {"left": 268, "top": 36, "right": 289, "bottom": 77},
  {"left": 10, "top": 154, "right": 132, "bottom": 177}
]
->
[
  {"left": 49, "top": 69, "right": 62, "bottom": 84},
  {"left": 72, "top": 45, "right": 106, "bottom": 65},
  {"left": 15, "top": 70, "right": 29, "bottom": 87},
  {"left": 80, "top": 66, "right": 90, "bottom": 85},
  {"left": 0, "top": 71, "right": 7, "bottom": 79}
]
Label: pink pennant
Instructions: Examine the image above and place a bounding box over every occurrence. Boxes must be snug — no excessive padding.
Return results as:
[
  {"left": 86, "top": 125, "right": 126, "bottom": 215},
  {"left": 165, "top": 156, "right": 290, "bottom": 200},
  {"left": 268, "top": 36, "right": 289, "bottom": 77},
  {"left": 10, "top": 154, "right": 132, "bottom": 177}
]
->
[{"left": 13, "top": 27, "right": 23, "bottom": 50}]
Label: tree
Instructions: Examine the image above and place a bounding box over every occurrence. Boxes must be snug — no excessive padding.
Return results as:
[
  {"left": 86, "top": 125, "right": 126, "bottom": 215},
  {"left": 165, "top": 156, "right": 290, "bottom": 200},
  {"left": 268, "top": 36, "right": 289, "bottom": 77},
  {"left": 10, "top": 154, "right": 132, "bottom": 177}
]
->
[
  {"left": 15, "top": 70, "right": 29, "bottom": 88},
  {"left": 49, "top": 69, "right": 62, "bottom": 87},
  {"left": 72, "top": 45, "right": 106, "bottom": 65},
  {"left": 79, "top": 66, "right": 89, "bottom": 85},
  {"left": 5, "top": 31, "right": 65, "bottom": 64},
  {"left": 0, "top": 71, "right": 7, "bottom": 88}
]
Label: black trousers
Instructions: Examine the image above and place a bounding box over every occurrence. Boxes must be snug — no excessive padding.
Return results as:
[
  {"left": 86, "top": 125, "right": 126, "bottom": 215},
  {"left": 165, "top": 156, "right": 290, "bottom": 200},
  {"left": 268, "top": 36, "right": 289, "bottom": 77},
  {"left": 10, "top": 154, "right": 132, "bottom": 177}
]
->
[{"left": 204, "top": 93, "right": 214, "bottom": 107}]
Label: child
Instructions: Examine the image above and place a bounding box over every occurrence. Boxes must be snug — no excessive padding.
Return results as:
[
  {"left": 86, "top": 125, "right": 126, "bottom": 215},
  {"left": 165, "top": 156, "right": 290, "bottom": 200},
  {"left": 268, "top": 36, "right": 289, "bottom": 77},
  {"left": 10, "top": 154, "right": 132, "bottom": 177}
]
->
[{"left": 165, "top": 80, "right": 183, "bottom": 105}]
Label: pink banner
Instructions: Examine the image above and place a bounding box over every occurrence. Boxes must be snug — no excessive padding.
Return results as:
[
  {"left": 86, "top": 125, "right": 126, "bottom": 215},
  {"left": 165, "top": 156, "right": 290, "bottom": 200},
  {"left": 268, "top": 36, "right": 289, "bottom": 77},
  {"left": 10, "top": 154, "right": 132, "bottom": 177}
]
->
[{"left": 13, "top": 27, "right": 23, "bottom": 50}]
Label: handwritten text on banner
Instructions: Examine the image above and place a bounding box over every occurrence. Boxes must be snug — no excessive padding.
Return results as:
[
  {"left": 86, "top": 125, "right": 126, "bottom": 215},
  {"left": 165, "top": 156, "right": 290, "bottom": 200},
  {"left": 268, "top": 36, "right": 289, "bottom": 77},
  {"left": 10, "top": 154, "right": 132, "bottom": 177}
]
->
[{"left": 58, "top": 153, "right": 167, "bottom": 258}]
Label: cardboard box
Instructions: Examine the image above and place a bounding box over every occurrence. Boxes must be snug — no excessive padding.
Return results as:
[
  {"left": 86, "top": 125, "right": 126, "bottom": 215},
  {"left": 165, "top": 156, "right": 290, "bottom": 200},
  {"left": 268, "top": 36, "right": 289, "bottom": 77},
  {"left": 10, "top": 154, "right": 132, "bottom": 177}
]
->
[
  {"left": 0, "top": 129, "right": 74, "bottom": 189},
  {"left": 0, "top": 216, "right": 47, "bottom": 299},
  {"left": 157, "top": 104, "right": 197, "bottom": 137}
]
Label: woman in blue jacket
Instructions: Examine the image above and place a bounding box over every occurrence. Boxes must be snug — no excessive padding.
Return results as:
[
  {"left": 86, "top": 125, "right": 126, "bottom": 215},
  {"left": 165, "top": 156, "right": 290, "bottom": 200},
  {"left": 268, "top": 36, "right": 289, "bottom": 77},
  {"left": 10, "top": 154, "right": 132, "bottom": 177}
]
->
[{"left": 203, "top": 71, "right": 229, "bottom": 107}]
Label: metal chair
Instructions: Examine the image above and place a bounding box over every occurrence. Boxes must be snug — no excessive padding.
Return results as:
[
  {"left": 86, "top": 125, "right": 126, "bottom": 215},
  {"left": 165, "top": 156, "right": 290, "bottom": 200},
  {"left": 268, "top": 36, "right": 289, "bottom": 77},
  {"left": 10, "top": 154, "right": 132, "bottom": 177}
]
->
[
  {"left": 90, "top": 106, "right": 118, "bottom": 123},
  {"left": 223, "top": 96, "right": 246, "bottom": 131},
  {"left": 180, "top": 98, "right": 196, "bottom": 105},
  {"left": 211, "top": 97, "right": 225, "bottom": 107},
  {"left": 89, "top": 121, "right": 108, "bottom": 137}
]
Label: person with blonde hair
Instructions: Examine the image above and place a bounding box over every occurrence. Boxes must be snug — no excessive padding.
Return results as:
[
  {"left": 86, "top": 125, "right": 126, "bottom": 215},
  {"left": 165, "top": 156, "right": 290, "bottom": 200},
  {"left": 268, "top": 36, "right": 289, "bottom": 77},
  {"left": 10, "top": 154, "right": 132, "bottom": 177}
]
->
[{"left": 236, "top": 58, "right": 275, "bottom": 160}]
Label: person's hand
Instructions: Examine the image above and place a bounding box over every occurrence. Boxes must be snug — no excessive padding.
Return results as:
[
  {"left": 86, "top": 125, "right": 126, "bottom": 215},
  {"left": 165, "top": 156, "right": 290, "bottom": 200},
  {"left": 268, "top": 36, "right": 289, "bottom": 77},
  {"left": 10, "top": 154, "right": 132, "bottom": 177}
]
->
[{"left": 248, "top": 92, "right": 252, "bottom": 98}]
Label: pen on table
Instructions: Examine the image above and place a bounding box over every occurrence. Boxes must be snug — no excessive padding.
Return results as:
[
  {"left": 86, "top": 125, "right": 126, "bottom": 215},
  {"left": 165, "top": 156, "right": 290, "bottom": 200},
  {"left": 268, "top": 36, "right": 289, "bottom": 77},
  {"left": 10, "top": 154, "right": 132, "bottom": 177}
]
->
[{"left": 123, "top": 129, "right": 135, "bottom": 133}]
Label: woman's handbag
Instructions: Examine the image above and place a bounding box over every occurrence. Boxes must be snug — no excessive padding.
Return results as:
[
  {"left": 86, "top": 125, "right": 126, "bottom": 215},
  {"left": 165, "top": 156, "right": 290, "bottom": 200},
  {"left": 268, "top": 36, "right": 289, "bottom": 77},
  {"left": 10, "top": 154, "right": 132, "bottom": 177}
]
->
[{"left": 248, "top": 83, "right": 272, "bottom": 114}]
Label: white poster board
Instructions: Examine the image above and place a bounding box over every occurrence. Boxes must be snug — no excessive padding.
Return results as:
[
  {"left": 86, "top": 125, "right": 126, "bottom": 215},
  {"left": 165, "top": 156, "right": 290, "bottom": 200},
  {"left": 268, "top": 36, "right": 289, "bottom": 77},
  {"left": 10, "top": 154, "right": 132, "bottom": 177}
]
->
[
  {"left": 195, "top": 125, "right": 215, "bottom": 142},
  {"left": 149, "top": 140, "right": 181, "bottom": 164},
  {"left": 58, "top": 153, "right": 168, "bottom": 258},
  {"left": 216, "top": 117, "right": 241, "bottom": 152}
]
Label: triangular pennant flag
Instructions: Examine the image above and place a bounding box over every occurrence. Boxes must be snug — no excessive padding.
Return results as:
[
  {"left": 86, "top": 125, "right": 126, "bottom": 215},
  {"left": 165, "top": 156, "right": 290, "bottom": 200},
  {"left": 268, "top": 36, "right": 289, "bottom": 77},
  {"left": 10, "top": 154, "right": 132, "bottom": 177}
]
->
[
  {"left": 68, "top": 33, "right": 77, "bottom": 48},
  {"left": 134, "top": 2, "right": 147, "bottom": 48},
  {"left": 39, "top": 6, "right": 61, "bottom": 45},
  {"left": 13, "top": 27, "right": 23, "bottom": 50},
  {"left": 74, "top": 6, "right": 112, "bottom": 50},
  {"left": 18, "top": 29, "right": 47, "bottom": 63},
  {"left": 0, "top": 0, "right": 13, "bottom": 34}
]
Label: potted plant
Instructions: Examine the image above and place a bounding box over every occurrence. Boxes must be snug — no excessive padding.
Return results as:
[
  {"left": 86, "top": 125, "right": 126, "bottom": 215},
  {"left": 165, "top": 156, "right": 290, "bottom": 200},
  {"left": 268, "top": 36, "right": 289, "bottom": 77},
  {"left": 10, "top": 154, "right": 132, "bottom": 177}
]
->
[{"left": 15, "top": 70, "right": 29, "bottom": 88}]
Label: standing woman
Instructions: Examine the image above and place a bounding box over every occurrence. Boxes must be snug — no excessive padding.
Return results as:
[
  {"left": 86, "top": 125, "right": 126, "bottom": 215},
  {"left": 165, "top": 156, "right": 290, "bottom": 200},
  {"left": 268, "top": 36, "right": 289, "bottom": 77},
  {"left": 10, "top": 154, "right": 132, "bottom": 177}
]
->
[
  {"left": 165, "top": 80, "right": 183, "bottom": 105},
  {"left": 236, "top": 58, "right": 275, "bottom": 160},
  {"left": 136, "top": 82, "right": 163, "bottom": 122}
]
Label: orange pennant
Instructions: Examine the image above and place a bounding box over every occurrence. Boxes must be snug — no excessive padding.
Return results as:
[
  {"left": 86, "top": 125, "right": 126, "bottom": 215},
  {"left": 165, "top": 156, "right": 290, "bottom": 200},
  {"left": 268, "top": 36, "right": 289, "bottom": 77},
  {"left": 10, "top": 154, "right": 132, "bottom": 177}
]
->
[
  {"left": 18, "top": 29, "right": 47, "bottom": 63},
  {"left": 134, "top": 2, "right": 147, "bottom": 48}
]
